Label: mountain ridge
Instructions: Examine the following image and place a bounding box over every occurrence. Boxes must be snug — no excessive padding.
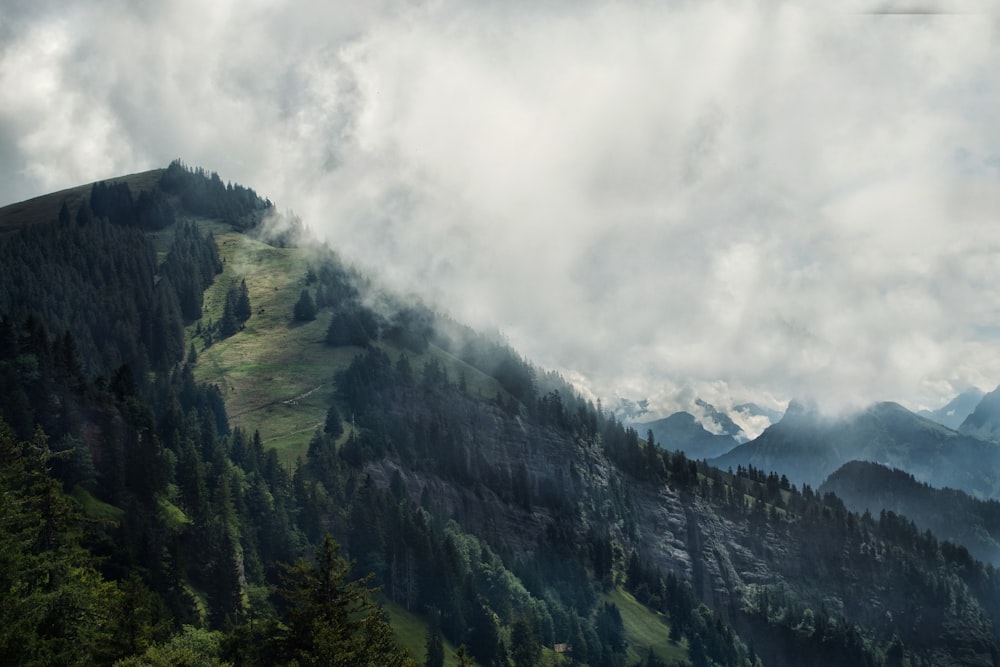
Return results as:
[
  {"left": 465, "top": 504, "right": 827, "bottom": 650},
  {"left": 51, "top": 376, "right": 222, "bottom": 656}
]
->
[
  {"left": 0, "top": 168, "right": 165, "bottom": 230},
  {"left": 635, "top": 411, "right": 739, "bottom": 460},
  {"left": 820, "top": 460, "right": 1000, "bottom": 566},
  {"left": 3, "top": 164, "right": 1000, "bottom": 665},
  {"left": 711, "top": 399, "right": 1000, "bottom": 496},
  {"left": 959, "top": 384, "right": 1000, "bottom": 441},
  {"left": 918, "top": 386, "right": 984, "bottom": 430}
]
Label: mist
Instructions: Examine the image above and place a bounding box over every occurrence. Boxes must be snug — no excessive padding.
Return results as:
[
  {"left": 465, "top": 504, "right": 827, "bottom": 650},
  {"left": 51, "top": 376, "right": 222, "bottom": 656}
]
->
[{"left": 3, "top": 0, "right": 1000, "bottom": 422}]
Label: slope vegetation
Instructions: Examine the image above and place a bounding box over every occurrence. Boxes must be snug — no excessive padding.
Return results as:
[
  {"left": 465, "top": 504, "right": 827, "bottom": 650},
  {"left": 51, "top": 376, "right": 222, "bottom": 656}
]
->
[
  {"left": 821, "top": 460, "right": 1000, "bottom": 566},
  {"left": 5, "top": 164, "right": 1000, "bottom": 666},
  {"left": 0, "top": 168, "right": 164, "bottom": 230}
]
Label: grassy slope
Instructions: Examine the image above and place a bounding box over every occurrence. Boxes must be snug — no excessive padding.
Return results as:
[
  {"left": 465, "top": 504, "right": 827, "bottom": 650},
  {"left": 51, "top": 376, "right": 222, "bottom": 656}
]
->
[
  {"left": 604, "top": 588, "right": 689, "bottom": 666},
  {"left": 70, "top": 485, "right": 125, "bottom": 522},
  {"left": 391, "top": 587, "right": 691, "bottom": 667},
  {"left": 192, "top": 230, "right": 341, "bottom": 464},
  {"left": 191, "top": 229, "right": 508, "bottom": 465},
  {"left": 0, "top": 169, "right": 165, "bottom": 230},
  {"left": 382, "top": 599, "right": 472, "bottom": 667},
  {"left": 388, "top": 588, "right": 689, "bottom": 667}
]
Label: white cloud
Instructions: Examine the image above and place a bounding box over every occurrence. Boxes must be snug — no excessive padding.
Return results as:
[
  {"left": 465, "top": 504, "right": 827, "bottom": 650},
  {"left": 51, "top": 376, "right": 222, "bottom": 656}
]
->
[{"left": 2, "top": 0, "right": 1000, "bottom": 418}]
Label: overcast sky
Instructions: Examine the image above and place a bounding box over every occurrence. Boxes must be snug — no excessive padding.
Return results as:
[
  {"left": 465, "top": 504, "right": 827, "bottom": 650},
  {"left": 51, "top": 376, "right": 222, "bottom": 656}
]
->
[{"left": 2, "top": 0, "right": 999, "bottom": 430}]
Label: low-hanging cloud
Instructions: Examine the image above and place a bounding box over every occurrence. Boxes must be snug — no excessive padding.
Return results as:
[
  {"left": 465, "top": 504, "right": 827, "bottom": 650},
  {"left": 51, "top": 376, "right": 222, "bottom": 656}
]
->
[{"left": 3, "top": 0, "right": 1000, "bottom": 419}]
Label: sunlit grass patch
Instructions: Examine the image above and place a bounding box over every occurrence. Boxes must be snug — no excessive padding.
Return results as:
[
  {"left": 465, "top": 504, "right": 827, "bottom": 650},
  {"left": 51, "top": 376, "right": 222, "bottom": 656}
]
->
[{"left": 603, "top": 587, "right": 689, "bottom": 666}]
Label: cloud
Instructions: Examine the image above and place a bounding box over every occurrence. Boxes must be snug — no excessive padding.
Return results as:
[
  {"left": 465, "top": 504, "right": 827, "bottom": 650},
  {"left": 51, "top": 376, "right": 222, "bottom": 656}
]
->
[{"left": 3, "top": 0, "right": 1000, "bottom": 417}]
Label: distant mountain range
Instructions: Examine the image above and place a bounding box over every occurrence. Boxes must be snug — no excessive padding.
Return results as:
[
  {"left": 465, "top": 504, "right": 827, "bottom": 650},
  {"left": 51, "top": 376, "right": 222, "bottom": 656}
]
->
[
  {"left": 635, "top": 411, "right": 739, "bottom": 460},
  {"left": 711, "top": 399, "right": 1000, "bottom": 497},
  {"left": 917, "top": 387, "right": 983, "bottom": 430},
  {"left": 634, "top": 398, "right": 764, "bottom": 460}
]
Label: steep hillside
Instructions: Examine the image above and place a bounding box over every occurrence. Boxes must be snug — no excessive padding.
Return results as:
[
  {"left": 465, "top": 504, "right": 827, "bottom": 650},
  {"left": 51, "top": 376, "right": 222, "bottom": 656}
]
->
[
  {"left": 712, "top": 400, "right": 1000, "bottom": 496},
  {"left": 821, "top": 460, "right": 1000, "bottom": 566},
  {"left": 0, "top": 168, "right": 164, "bottom": 230},
  {"left": 189, "top": 231, "right": 508, "bottom": 463},
  {"left": 5, "top": 165, "right": 1000, "bottom": 666}
]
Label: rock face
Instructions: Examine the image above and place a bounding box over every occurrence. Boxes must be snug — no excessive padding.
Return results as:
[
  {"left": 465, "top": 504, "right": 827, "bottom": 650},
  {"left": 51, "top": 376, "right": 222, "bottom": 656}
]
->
[{"left": 357, "top": 393, "right": 1000, "bottom": 666}]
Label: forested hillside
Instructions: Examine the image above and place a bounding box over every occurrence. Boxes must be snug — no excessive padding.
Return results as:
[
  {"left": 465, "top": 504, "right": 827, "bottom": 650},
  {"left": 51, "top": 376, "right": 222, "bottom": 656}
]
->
[
  {"left": 821, "top": 460, "right": 1000, "bottom": 566},
  {"left": 2, "top": 164, "right": 1000, "bottom": 666}
]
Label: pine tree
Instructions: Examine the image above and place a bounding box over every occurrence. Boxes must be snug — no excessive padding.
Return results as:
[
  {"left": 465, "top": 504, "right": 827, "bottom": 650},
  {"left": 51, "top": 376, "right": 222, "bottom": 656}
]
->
[
  {"left": 150, "top": 278, "right": 185, "bottom": 369},
  {"left": 510, "top": 619, "right": 539, "bottom": 667},
  {"left": 468, "top": 598, "right": 499, "bottom": 665},
  {"left": 264, "top": 534, "right": 415, "bottom": 666},
  {"left": 75, "top": 201, "right": 94, "bottom": 226},
  {"left": 424, "top": 615, "right": 444, "bottom": 667},
  {"left": 324, "top": 405, "right": 344, "bottom": 439},
  {"left": 293, "top": 289, "right": 317, "bottom": 321},
  {"left": 235, "top": 278, "right": 252, "bottom": 323},
  {"left": 0, "top": 422, "right": 125, "bottom": 664},
  {"left": 326, "top": 310, "right": 371, "bottom": 347},
  {"left": 58, "top": 200, "right": 71, "bottom": 226},
  {"left": 220, "top": 288, "right": 240, "bottom": 338},
  {"left": 454, "top": 646, "right": 474, "bottom": 667}
]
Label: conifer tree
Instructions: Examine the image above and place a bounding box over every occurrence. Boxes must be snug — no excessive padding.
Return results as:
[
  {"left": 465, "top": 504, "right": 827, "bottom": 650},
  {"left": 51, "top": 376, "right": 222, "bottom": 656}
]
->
[
  {"left": 510, "top": 619, "right": 539, "bottom": 667},
  {"left": 324, "top": 404, "right": 344, "bottom": 439},
  {"left": 58, "top": 200, "right": 71, "bottom": 226},
  {"left": 0, "top": 422, "right": 124, "bottom": 664},
  {"left": 264, "top": 534, "right": 415, "bottom": 666},
  {"left": 294, "top": 289, "right": 317, "bottom": 321},
  {"left": 424, "top": 614, "right": 445, "bottom": 667},
  {"left": 326, "top": 310, "right": 371, "bottom": 347},
  {"left": 220, "top": 288, "right": 239, "bottom": 338},
  {"left": 235, "top": 278, "right": 252, "bottom": 323}
]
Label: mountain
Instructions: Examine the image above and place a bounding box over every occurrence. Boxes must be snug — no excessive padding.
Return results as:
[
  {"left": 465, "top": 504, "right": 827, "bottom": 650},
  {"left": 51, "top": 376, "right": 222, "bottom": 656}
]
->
[
  {"left": 636, "top": 411, "right": 739, "bottom": 459},
  {"left": 917, "top": 386, "right": 984, "bottom": 430},
  {"left": 711, "top": 400, "right": 1000, "bottom": 495},
  {"left": 634, "top": 399, "right": 745, "bottom": 460},
  {"left": 821, "top": 460, "right": 1000, "bottom": 566},
  {"left": 0, "top": 168, "right": 164, "bottom": 230},
  {"left": 959, "top": 384, "right": 1000, "bottom": 441},
  {"left": 693, "top": 398, "right": 746, "bottom": 440},
  {"left": 732, "top": 402, "right": 784, "bottom": 427},
  {"left": 5, "top": 164, "right": 1000, "bottom": 665}
]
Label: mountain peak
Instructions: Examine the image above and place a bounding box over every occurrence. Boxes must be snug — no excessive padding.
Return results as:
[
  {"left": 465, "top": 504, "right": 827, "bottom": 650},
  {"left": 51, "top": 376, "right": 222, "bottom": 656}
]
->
[
  {"left": 712, "top": 396, "right": 1000, "bottom": 493},
  {"left": 636, "top": 409, "right": 739, "bottom": 460},
  {"left": 777, "top": 398, "right": 823, "bottom": 425},
  {"left": 918, "top": 387, "right": 984, "bottom": 430},
  {"left": 692, "top": 398, "right": 744, "bottom": 438},
  {"left": 959, "top": 385, "right": 1000, "bottom": 441}
]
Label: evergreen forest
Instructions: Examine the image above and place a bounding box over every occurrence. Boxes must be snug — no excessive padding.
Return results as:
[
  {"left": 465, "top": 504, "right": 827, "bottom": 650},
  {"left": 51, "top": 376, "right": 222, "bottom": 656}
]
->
[{"left": 2, "top": 162, "right": 1000, "bottom": 666}]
